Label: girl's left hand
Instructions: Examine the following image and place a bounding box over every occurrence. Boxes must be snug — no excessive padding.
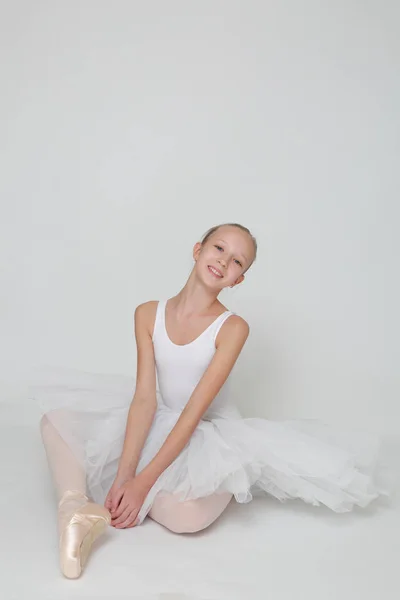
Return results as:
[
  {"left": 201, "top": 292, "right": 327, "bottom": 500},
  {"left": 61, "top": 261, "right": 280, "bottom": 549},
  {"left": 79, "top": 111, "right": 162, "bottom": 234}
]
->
[{"left": 110, "top": 476, "right": 151, "bottom": 529}]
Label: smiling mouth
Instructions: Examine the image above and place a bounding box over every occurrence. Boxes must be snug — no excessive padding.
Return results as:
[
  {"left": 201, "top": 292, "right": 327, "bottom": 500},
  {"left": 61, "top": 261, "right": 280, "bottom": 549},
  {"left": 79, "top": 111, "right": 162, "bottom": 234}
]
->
[{"left": 208, "top": 266, "right": 223, "bottom": 278}]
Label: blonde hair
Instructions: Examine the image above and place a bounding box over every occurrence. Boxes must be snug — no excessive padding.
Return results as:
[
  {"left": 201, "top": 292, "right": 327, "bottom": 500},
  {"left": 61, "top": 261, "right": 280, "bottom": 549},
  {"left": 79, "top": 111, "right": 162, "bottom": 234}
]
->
[{"left": 201, "top": 223, "right": 257, "bottom": 271}]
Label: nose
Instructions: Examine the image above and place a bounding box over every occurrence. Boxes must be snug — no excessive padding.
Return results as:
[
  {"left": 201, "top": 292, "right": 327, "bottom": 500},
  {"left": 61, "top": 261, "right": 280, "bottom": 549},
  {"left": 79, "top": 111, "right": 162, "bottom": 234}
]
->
[{"left": 218, "top": 257, "right": 227, "bottom": 268}]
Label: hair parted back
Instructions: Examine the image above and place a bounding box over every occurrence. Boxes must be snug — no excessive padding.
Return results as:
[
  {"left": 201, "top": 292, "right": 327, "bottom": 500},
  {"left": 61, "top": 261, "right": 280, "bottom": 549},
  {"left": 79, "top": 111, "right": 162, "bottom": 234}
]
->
[{"left": 201, "top": 223, "right": 257, "bottom": 270}]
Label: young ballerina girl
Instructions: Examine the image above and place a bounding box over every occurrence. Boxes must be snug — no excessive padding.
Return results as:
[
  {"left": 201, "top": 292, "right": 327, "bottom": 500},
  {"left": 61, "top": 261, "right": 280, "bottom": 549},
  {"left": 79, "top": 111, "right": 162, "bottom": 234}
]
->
[{"left": 36, "top": 223, "right": 389, "bottom": 579}]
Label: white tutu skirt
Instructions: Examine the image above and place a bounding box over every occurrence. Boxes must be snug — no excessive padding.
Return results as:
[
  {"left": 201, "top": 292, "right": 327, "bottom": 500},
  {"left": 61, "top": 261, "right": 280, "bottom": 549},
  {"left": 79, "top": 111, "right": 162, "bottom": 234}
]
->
[{"left": 31, "top": 367, "right": 395, "bottom": 524}]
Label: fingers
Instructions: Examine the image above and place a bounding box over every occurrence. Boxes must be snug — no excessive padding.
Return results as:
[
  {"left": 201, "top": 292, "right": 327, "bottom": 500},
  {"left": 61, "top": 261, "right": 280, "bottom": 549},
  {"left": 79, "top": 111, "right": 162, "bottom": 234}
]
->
[
  {"left": 111, "top": 488, "right": 125, "bottom": 514},
  {"left": 126, "top": 517, "right": 140, "bottom": 529},
  {"left": 111, "top": 505, "right": 131, "bottom": 526},
  {"left": 105, "top": 491, "right": 114, "bottom": 510},
  {"left": 114, "top": 510, "right": 139, "bottom": 529},
  {"left": 111, "top": 496, "right": 126, "bottom": 520}
]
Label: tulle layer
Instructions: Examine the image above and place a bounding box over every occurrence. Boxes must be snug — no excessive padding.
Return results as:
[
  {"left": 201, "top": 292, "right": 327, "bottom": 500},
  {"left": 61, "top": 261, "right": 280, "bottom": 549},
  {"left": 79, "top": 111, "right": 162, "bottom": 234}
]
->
[{"left": 31, "top": 367, "right": 395, "bottom": 524}]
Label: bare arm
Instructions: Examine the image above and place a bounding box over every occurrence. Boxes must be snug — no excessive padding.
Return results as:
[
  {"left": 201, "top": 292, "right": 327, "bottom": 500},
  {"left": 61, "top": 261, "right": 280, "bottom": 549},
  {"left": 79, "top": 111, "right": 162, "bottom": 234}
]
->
[
  {"left": 115, "top": 302, "right": 158, "bottom": 482},
  {"left": 136, "top": 315, "right": 250, "bottom": 489}
]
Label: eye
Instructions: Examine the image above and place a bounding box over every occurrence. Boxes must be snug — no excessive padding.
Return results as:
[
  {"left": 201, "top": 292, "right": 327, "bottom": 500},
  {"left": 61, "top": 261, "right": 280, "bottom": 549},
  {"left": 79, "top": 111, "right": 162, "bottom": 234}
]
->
[
  {"left": 214, "top": 245, "right": 223, "bottom": 251},
  {"left": 234, "top": 259, "right": 243, "bottom": 267}
]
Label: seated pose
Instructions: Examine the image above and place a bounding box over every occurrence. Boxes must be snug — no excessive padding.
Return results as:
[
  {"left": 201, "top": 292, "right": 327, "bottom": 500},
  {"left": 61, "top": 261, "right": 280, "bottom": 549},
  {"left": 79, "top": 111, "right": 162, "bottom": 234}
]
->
[{"left": 37, "top": 223, "right": 390, "bottom": 578}]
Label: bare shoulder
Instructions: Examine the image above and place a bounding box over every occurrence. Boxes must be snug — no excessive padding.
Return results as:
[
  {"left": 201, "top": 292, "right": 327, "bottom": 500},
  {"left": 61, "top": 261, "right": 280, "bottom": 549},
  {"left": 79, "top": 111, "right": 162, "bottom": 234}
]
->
[
  {"left": 224, "top": 314, "right": 250, "bottom": 336},
  {"left": 135, "top": 300, "right": 158, "bottom": 318},
  {"left": 216, "top": 314, "right": 250, "bottom": 347},
  {"left": 134, "top": 301, "right": 159, "bottom": 335}
]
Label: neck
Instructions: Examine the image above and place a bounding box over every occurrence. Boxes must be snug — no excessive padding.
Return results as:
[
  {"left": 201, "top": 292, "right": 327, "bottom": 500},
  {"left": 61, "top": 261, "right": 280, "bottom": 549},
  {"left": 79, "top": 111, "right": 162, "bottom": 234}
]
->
[{"left": 170, "top": 270, "right": 222, "bottom": 317}]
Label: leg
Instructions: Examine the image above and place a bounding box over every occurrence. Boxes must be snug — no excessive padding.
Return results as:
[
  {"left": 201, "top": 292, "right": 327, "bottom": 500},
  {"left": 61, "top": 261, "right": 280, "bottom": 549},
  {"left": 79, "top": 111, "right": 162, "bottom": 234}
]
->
[
  {"left": 40, "top": 412, "right": 111, "bottom": 579},
  {"left": 40, "top": 412, "right": 87, "bottom": 500},
  {"left": 149, "top": 491, "right": 233, "bottom": 533}
]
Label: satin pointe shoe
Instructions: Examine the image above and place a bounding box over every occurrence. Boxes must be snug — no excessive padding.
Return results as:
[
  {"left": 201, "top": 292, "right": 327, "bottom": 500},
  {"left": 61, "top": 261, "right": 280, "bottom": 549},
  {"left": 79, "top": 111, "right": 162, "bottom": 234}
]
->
[{"left": 58, "top": 490, "right": 111, "bottom": 579}]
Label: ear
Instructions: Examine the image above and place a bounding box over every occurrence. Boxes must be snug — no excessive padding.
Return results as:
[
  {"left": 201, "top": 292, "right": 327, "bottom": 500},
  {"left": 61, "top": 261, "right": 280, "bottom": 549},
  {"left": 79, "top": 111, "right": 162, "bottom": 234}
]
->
[
  {"left": 193, "top": 242, "right": 202, "bottom": 262},
  {"left": 231, "top": 274, "right": 245, "bottom": 288}
]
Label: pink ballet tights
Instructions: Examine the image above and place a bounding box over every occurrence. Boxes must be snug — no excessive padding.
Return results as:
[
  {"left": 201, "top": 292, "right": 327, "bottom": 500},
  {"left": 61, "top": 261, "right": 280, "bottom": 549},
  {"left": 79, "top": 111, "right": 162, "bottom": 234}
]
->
[
  {"left": 40, "top": 412, "right": 232, "bottom": 533},
  {"left": 149, "top": 491, "right": 233, "bottom": 533},
  {"left": 40, "top": 413, "right": 87, "bottom": 501}
]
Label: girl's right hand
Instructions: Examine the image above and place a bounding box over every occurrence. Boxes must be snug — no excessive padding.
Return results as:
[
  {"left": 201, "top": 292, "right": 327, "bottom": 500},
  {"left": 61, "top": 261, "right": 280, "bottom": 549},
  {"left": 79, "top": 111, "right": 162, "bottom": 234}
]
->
[{"left": 104, "top": 475, "right": 132, "bottom": 513}]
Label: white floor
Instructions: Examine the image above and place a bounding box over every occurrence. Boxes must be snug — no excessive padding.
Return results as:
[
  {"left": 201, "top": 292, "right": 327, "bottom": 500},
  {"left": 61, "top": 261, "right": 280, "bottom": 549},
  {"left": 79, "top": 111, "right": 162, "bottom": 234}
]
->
[{"left": 1, "top": 389, "right": 399, "bottom": 600}]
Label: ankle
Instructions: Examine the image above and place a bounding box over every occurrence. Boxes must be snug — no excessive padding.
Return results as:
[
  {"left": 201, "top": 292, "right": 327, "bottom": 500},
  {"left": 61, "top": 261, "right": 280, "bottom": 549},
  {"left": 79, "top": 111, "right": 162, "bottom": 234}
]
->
[{"left": 58, "top": 490, "right": 89, "bottom": 507}]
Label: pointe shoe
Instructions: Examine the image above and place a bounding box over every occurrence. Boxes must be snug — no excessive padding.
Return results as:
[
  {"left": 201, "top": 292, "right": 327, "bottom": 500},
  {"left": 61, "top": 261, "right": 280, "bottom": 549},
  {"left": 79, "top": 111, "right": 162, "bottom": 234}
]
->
[{"left": 58, "top": 490, "right": 111, "bottom": 579}]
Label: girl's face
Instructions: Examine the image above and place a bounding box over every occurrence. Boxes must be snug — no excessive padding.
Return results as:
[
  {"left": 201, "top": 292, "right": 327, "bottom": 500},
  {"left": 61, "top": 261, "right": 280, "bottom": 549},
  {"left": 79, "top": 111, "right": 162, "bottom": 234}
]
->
[{"left": 193, "top": 226, "right": 254, "bottom": 290}]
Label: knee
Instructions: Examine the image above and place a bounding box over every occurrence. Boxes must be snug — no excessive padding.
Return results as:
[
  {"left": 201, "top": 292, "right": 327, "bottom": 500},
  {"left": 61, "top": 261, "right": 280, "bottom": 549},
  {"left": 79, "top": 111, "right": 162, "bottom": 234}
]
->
[
  {"left": 39, "top": 412, "right": 59, "bottom": 436},
  {"left": 163, "top": 501, "right": 214, "bottom": 534},
  {"left": 39, "top": 414, "right": 53, "bottom": 442},
  {"left": 40, "top": 409, "right": 66, "bottom": 431},
  {"left": 40, "top": 414, "right": 50, "bottom": 432}
]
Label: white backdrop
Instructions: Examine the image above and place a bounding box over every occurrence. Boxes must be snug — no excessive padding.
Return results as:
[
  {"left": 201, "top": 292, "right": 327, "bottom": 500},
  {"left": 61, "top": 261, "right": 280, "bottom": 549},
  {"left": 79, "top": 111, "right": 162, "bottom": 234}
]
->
[{"left": 1, "top": 1, "right": 398, "bottom": 433}]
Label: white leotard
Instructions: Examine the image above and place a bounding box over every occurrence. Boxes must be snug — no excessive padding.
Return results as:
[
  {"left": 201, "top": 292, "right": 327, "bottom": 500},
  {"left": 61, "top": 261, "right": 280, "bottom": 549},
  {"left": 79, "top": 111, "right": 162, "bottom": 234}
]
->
[{"left": 153, "top": 300, "right": 240, "bottom": 419}]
